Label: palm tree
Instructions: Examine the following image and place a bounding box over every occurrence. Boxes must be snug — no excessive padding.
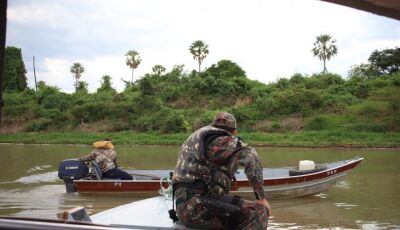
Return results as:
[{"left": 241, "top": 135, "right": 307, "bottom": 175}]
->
[
  {"left": 70, "top": 62, "right": 85, "bottom": 91},
  {"left": 152, "top": 65, "right": 166, "bottom": 75},
  {"left": 125, "top": 50, "right": 141, "bottom": 83},
  {"left": 312, "top": 34, "right": 338, "bottom": 73},
  {"left": 189, "top": 40, "right": 209, "bottom": 73}
]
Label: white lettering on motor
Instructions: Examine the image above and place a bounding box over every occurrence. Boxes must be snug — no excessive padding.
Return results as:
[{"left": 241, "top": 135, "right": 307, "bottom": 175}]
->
[{"left": 65, "top": 166, "right": 79, "bottom": 170}]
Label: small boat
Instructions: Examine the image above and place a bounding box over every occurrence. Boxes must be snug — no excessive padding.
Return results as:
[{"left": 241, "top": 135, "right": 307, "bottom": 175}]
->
[
  {"left": 58, "top": 157, "right": 363, "bottom": 199},
  {"left": 0, "top": 157, "right": 364, "bottom": 229}
]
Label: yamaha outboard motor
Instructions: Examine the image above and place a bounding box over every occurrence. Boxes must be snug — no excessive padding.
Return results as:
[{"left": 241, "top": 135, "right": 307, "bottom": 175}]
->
[{"left": 58, "top": 159, "right": 89, "bottom": 193}]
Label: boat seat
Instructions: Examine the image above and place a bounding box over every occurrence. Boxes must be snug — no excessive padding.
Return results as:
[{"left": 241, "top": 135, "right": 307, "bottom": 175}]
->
[{"left": 90, "top": 161, "right": 103, "bottom": 180}]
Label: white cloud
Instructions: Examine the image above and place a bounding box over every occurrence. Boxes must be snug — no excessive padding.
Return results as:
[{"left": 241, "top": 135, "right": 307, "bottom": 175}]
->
[{"left": 37, "top": 58, "right": 74, "bottom": 92}]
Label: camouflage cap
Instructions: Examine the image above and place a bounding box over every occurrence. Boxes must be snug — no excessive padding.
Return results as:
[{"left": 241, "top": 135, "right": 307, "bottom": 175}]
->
[{"left": 212, "top": 112, "right": 237, "bottom": 131}]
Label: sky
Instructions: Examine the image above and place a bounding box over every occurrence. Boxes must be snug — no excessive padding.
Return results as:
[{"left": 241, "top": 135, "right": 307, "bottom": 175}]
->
[{"left": 6, "top": 0, "right": 400, "bottom": 93}]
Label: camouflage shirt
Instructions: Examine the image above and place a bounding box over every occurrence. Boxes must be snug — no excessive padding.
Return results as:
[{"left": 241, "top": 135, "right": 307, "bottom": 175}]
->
[
  {"left": 79, "top": 148, "right": 117, "bottom": 173},
  {"left": 173, "top": 126, "right": 266, "bottom": 200}
]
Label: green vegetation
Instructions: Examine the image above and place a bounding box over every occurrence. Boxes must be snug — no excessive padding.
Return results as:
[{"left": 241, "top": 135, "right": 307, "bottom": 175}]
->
[
  {"left": 1, "top": 45, "right": 399, "bottom": 147},
  {"left": 0, "top": 131, "right": 398, "bottom": 148},
  {"left": 189, "top": 40, "right": 209, "bottom": 73},
  {"left": 70, "top": 62, "right": 85, "bottom": 91},
  {"left": 125, "top": 49, "right": 141, "bottom": 83},
  {"left": 3, "top": 47, "right": 27, "bottom": 91},
  {"left": 312, "top": 34, "right": 338, "bottom": 73}
]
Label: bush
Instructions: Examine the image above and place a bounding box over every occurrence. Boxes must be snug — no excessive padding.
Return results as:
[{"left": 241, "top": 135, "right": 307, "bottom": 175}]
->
[
  {"left": 160, "top": 112, "right": 186, "bottom": 133},
  {"left": 351, "top": 122, "right": 390, "bottom": 132},
  {"left": 24, "top": 118, "right": 52, "bottom": 132},
  {"left": 70, "top": 102, "right": 110, "bottom": 122},
  {"left": 349, "top": 101, "right": 387, "bottom": 118},
  {"left": 255, "top": 96, "right": 278, "bottom": 117},
  {"left": 304, "top": 116, "right": 331, "bottom": 131},
  {"left": 4, "top": 103, "right": 34, "bottom": 118}
]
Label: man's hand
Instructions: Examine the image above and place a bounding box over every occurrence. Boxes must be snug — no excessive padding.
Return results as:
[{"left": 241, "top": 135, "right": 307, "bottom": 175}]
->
[{"left": 256, "top": 198, "right": 272, "bottom": 216}]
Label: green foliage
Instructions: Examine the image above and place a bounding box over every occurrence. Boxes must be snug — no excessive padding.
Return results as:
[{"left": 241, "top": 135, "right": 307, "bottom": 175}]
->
[
  {"left": 199, "top": 110, "right": 218, "bottom": 127},
  {"left": 24, "top": 118, "right": 52, "bottom": 132},
  {"left": 255, "top": 96, "right": 278, "bottom": 117},
  {"left": 97, "top": 75, "right": 116, "bottom": 93},
  {"left": 76, "top": 81, "right": 89, "bottom": 94},
  {"left": 348, "top": 63, "right": 380, "bottom": 79},
  {"left": 305, "top": 116, "right": 331, "bottom": 131},
  {"left": 152, "top": 65, "right": 166, "bottom": 75},
  {"left": 273, "top": 88, "right": 322, "bottom": 115},
  {"left": 312, "top": 34, "right": 338, "bottom": 73},
  {"left": 70, "top": 62, "right": 85, "bottom": 91},
  {"left": 3, "top": 89, "right": 36, "bottom": 118},
  {"left": 371, "top": 86, "right": 400, "bottom": 130},
  {"left": 139, "top": 77, "right": 155, "bottom": 96},
  {"left": 4, "top": 46, "right": 27, "bottom": 91},
  {"left": 126, "top": 49, "right": 141, "bottom": 83},
  {"left": 159, "top": 109, "right": 186, "bottom": 133},
  {"left": 189, "top": 40, "right": 209, "bottom": 72},
  {"left": 368, "top": 47, "right": 400, "bottom": 74},
  {"left": 36, "top": 83, "right": 71, "bottom": 112},
  {"left": 205, "top": 60, "right": 246, "bottom": 79},
  {"left": 349, "top": 101, "right": 387, "bottom": 118},
  {"left": 2, "top": 46, "right": 400, "bottom": 135},
  {"left": 289, "top": 73, "right": 306, "bottom": 85},
  {"left": 275, "top": 78, "right": 289, "bottom": 90}
]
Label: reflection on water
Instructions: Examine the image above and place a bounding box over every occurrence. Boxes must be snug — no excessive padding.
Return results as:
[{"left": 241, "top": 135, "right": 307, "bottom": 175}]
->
[{"left": 0, "top": 144, "right": 399, "bottom": 229}]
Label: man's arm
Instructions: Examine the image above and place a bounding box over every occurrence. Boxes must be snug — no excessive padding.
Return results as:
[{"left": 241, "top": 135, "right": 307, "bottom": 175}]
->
[
  {"left": 256, "top": 198, "right": 272, "bottom": 215},
  {"left": 237, "top": 147, "right": 265, "bottom": 199},
  {"left": 237, "top": 147, "right": 272, "bottom": 214},
  {"left": 79, "top": 151, "right": 96, "bottom": 162}
]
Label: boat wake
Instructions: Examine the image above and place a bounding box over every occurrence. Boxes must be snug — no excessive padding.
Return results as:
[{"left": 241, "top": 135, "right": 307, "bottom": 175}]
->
[
  {"left": 15, "top": 171, "right": 59, "bottom": 184},
  {"left": 26, "top": 165, "right": 53, "bottom": 173}
]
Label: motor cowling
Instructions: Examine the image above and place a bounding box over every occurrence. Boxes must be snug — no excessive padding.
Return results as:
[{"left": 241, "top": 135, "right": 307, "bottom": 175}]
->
[{"left": 58, "top": 159, "right": 89, "bottom": 193}]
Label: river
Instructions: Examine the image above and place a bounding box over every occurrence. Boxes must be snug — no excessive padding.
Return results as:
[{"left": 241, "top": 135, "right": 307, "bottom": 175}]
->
[{"left": 0, "top": 144, "right": 399, "bottom": 229}]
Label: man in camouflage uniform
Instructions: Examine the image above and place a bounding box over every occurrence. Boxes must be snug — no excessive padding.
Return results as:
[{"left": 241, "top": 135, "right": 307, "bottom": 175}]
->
[
  {"left": 79, "top": 138, "right": 133, "bottom": 180},
  {"left": 171, "top": 112, "right": 271, "bottom": 229}
]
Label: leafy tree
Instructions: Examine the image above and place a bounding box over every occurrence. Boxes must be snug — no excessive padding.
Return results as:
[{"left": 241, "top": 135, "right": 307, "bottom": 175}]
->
[
  {"left": 125, "top": 50, "right": 141, "bottom": 83},
  {"left": 36, "top": 82, "right": 71, "bottom": 113},
  {"left": 70, "top": 62, "right": 85, "bottom": 91},
  {"left": 368, "top": 47, "right": 400, "bottom": 74},
  {"left": 139, "top": 77, "right": 154, "bottom": 96},
  {"left": 276, "top": 78, "right": 289, "bottom": 90},
  {"left": 348, "top": 63, "right": 380, "bottom": 79},
  {"left": 75, "top": 81, "right": 88, "bottom": 94},
  {"left": 4, "top": 46, "right": 27, "bottom": 91},
  {"left": 289, "top": 73, "right": 306, "bottom": 85},
  {"left": 189, "top": 40, "right": 209, "bottom": 73},
  {"left": 152, "top": 65, "right": 166, "bottom": 75},
  {"left": 312, "top": 34, "right": 338, "bottom": 73},
  {"left": 373, "top": 86, "right": 400, "bottom": 129},
  {"left": 97, "top": 75, "right": 116, "bottom": 94},
  {"left": 204, "top": 60, "right": 246, "bottom": 79}
]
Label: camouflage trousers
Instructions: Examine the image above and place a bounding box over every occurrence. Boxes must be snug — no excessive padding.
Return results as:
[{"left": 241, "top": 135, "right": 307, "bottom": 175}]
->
[{"left": 175, "top": 187, "right": 269, "bottom": 230}]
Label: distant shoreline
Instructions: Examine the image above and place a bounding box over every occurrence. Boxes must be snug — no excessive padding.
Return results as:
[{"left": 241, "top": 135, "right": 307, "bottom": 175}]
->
[
  {"left": 0, "top": 142, "right": 399, "bottom": 149},
  {"left": 0, "top": 131, "right": 399, "bottom": 148}
]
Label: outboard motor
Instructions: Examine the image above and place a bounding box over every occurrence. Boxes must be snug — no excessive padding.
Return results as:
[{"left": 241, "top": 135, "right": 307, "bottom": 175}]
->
[{"left": 58, "top": 159, "right": 89, "bottom": 193}]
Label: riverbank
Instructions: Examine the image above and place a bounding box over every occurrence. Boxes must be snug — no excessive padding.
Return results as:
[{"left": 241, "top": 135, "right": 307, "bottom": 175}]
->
[{"left": 0, "top": 130, "right": 399, "bottom": 148}]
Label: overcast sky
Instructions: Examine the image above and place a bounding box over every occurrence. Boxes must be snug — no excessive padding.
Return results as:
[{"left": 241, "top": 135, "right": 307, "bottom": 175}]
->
[{"left": 6, "top": 0, "right": 400, "bottom": 93}]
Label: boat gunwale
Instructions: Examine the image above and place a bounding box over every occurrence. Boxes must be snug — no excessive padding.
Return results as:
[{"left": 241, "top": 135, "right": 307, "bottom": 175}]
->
[{"left": 73, "top": 157, "right": 363, "bottom": 185}]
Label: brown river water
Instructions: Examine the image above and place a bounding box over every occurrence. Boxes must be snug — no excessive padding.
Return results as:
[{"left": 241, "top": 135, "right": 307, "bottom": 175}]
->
[{"left": 0, "top": 144, "right": 399, "bottom": 229}]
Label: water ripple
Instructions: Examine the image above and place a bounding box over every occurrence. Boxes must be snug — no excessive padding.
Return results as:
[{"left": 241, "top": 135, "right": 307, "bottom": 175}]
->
[
  {"left": 15, "top": 171, "right": 59, "bottom": 184},
  {"left": 27, "top": 165, "right": 52, "bottom": 173}
]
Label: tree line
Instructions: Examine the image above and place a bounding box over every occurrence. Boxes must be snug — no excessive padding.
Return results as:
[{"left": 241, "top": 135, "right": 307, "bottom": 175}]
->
[
  {"left": 69, "top": 36, "right": 337, "bottom": 92},
  {"left": 2, "top": 37, "right": 399, "bottom": 134}
]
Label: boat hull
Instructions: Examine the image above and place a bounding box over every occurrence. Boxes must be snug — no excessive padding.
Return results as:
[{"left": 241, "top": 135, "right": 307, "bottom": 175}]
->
[{"left": 73, "top": 157, "right": 363, "bottom": 199}]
